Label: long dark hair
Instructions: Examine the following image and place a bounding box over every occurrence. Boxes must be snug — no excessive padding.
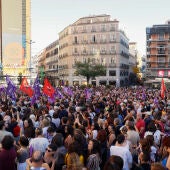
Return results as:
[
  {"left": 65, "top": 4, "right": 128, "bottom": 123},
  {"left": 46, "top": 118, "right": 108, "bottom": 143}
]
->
[{"left": 88, "top": 139, "right": 101, "bottom": 157}]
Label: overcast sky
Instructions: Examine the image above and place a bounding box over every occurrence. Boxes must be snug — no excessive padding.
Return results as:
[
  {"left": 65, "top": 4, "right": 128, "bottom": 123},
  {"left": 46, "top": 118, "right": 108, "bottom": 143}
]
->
[{"left": 31, "top": 0, "right": 170, "bottom": 56}]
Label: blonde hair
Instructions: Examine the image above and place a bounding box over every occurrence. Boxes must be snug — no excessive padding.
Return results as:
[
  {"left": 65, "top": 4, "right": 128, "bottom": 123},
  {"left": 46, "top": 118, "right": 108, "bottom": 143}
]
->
[
  {"left": 66, "top": 152, "right": 83, "bottom": 170},
  {"left": 42, "top": 118, "right": 50, "bottom": 127}
]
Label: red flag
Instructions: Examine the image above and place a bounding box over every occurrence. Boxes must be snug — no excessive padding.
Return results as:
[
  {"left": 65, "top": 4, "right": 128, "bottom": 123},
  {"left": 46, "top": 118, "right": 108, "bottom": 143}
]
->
[
  {"left": 161, "top": 78, "right": 166, "bottom": 99},
  {"left": 20, "top": 77, "right": 34, "bottom": 97},
  {"left": 43, "top": 78, "right": 55, "bottom": 97}
]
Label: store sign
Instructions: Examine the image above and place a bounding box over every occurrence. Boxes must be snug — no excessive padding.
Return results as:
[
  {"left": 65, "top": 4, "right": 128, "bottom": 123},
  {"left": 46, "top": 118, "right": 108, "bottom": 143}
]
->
[{"left": 158, "top": 70, "right": 164, "bottom": 77}]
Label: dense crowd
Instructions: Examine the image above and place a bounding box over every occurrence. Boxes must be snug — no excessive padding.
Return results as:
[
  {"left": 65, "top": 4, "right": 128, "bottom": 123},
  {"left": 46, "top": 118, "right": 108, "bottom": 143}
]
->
[{"left": 0, "top": 85, "right": 170, "bottom": 170}]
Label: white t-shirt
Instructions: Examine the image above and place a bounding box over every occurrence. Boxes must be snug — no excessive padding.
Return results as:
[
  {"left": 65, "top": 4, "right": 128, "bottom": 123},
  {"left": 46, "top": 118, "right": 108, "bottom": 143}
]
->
[
  {"left": 52, "top": 118, "right": 60, "bottom": 128},
  {"left": 110, "top": 145, "right": 132, "bottom": 170},
  {"left": 29, "top": 137, "right": 49, "bottom": 153}
]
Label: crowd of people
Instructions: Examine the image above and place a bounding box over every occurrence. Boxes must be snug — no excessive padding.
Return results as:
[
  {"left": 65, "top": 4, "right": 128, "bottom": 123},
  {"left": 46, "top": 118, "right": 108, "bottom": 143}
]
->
[{"left": 0, "top": 85, "right": 170, "bottom": 170}]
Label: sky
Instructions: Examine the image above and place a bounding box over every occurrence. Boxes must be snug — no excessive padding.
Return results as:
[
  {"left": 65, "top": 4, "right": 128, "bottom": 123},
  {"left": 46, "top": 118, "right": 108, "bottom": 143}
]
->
[{"left": 31, "top": 0, "right": 170, "bottom": 56}]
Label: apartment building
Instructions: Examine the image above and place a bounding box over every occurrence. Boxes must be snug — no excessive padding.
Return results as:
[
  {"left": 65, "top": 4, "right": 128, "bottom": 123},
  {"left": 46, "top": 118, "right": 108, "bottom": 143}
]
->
[
  {"left": 146, "top": 21, "right": 170, "bottom": 79},
  {"left": 0, "top": 0, "right": 31, "bottom": 79},
  {"left": 37, "top": 40, "right": 59, "bottom": 86},
  {"left": 58, "top": 14, "right": 129, "bottom": 86}
]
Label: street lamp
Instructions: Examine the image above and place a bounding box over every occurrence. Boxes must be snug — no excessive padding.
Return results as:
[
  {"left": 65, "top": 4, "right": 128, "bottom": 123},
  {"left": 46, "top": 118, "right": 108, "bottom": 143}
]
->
[{"left": 25, "top": 40, "right": 35, "bottom": 83}]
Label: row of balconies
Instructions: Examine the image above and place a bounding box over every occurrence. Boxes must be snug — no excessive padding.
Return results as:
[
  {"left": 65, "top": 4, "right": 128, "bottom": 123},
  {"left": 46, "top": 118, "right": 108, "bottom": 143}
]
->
[
  {"left": 72, "top": 28, "right": 116, "bottom": 34},
  {"left": 59, "top": 43, "right": 68, "bottom": 49},
  {"left": 72, "top": 50, "right": 117, "bottom": 56},
  {"left": 59, "top": 32, "right": 69, "bottom": 39},
  {"left": 146, "top": 46, "right": 168, "bottom": 49},
  {"left": 146, "top": 52, "right": 168, "bottom": 55},
  {"left": 147, "top": 64, "right": 170, "bottom": 68},
  {"left": 72, "top": 39, "right": 117, "bottom": 44},
  {"left": 121, "top": 51, "right": 129, "bottom": 59},
  {"left": 58, "top": 53, "right": 68, "bottom": 59},
  {"left": 147, "top": 60, "right": 166, "bottom": 63},
  {"left": 147, "top": 38, "right": 170, "bottom": 42}
]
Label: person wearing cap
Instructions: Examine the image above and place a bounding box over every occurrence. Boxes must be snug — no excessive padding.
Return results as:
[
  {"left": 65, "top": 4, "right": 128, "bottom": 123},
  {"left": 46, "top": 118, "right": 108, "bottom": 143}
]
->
[{"left": 0, "top": 120, "right": 13, "bottom": 143}]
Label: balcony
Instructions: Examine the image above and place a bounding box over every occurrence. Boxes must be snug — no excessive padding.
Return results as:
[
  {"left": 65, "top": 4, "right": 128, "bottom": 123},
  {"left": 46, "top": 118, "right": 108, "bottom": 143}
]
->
[
  {"left": 81, "top": 40, "right": 88, "bottom": 44},
  {"left": 81, "top": 51, "right": 88, "bottom": 55},
  {"left": 110, "top": 39, "right": 116, "bottom": 43},
  {"left": 72, "top": 52, "right": 79, "bottom": 56},
  {"left": 82, "top": 30, "right": 87, "bottom": 33},
  {"left": 72, "top": 41, "right": 79, "bottom": 45},
  {"left": 157, "top": 64, "right": 165, "bottom": 68},
  {"left": 100, "top": 51, "right": 107, "bottom": 55},
  {"left": 110, "top": 28, "right": 115, "bottom": 31},
  {"left": 91, "top": 29, "right": 96, "bottom": 32},
  {"left": 110, "top": 50, "right": 116, "bottom": 54},
  {"left": 108, "top": 63, "right": 116, "bottom": 68},
  {"left": 100, "top": 40, "right": 107, "bottom": 44}
]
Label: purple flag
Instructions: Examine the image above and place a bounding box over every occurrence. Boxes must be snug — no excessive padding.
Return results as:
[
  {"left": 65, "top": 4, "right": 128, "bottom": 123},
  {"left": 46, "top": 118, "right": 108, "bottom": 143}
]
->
[
  {"left": 154, "top": 97, "right": 158, "bottom": 105},
  {"left": 31, "top": 76, "right": 41, "bottom": 105},
  {"left": 63, "top": 86, "right": 73, "bottom": 96},
  {"left": 56, "top": 88, "right": 64, "bottom": 99},
  {"left": 142, "top": 89, "right": 146, "bottom": 100},
  {"left": 84, "top": 88, "right": 92, "bottom": 99},
  {"left": 6, "top": 75, "right": 16, "bottom": 100}
]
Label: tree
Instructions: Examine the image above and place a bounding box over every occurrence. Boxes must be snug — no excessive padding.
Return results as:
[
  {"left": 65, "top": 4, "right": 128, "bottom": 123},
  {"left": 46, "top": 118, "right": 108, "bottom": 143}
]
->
[
  {"left": 39, "top": 66, "right": 45, "bottom": 84},
  {"left": 75, "top": 60, "right": 106, "bottom": 84},
  {"left": 17, "top": 72, "right": 22, "bottom": 85}
]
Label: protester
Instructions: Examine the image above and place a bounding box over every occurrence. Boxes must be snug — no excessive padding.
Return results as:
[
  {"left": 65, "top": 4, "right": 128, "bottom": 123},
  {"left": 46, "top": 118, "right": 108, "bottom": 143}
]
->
[
  {"left": 0, "top": 135, "right": 16, "bottom": 170},
  {"left": 0, "top": 77, "right": 170, "bottom": 170}
]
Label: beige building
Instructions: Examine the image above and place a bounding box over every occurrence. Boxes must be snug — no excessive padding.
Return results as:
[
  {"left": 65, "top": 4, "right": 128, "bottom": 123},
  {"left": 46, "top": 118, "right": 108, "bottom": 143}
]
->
[
  {"left": 0, "top": 0, "right": 31, "bottom": 81},
  {"left": 36, "top": 40, "right": 59, "bottom": 86},
  {"left": 58, "top": 14, "right": 129, "bottom": 86}
]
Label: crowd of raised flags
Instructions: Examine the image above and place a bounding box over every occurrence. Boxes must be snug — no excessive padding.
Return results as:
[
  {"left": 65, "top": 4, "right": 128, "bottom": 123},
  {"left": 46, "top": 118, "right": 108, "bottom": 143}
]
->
[
  {"left": 1, "top": 75, "right": 167, "bottom": 107},
  {"left": 2, "top": 75, "right": 96, "bottom": 105}
]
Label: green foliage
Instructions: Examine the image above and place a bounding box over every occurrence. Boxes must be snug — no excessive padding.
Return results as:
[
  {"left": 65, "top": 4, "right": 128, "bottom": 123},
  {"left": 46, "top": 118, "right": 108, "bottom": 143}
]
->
[
  {"left": 40, "top": 66, "right": 45, "bottom": 84},
  {"left": 17, "top": 72, "right": 22, "bottom": 85},
  {"left": 75, "top": 61, "right": 106, "bottom": 84}
]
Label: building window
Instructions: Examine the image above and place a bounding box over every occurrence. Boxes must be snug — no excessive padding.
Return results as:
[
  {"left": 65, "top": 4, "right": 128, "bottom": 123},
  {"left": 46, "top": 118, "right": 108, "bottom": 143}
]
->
[
  {"left": 54, "top": 48, "right": 58, "bottom": 55},
  {"left": 82, "top": 26, "right": 86, "bottom": 32},
  {"left": 111, "top": 46, "right": 116, "bottom": 53},
  {"left": 157, "top": 57, "right": 165, "bottom": 63},
  {"left": 159, "top": 32, "right": 164, "bottom": 40},
  {"left": 101, "top": 24, "right": 106, "bottom": 31},
  {"left": 110, "top": 25, "right": 115, "bottom": 31},
  {"left": 109, "top": 70, "right": 116, "bottom": 76},
  {"left": 83, "top": 47, "right": 86, "bottom": 53},
  {"left": 74, "top": 36, "right": 78, "bottom": 43},
  {"left": 110, "top": 34, "right": 116, "bottom": 42},
  {"left": 91, "top": 25, "right": 96, "bottom": 32},
  {"left": 157, "top": 45, "right": 165, "bottom": 54},
  {"left": 111, "top": 57, "right": 115, "bottom": 63},
  {"left": 74, "top": 48, "right": 77, "bottom": 53},
  {"left": 101, "top": 35, "right": 106, "bottom": 42},
  {"left": 92, "top": 35, "right": 96, "bottom": 43}
]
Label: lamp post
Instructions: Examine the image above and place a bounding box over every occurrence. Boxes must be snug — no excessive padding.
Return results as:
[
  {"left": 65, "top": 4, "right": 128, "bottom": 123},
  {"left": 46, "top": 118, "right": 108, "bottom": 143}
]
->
[{"left": 26, "top": 40, "right": 35, "bottom": 84}]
